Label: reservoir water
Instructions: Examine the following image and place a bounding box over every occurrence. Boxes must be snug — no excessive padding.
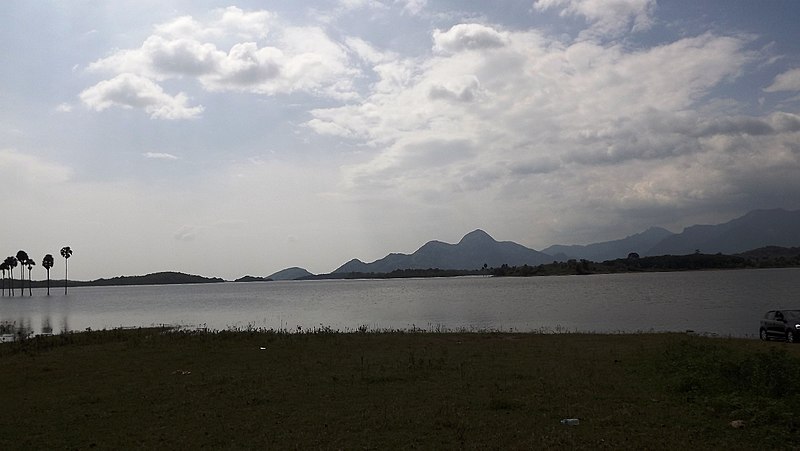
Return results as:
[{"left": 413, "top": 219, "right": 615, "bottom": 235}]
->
[{"left": 1, "top": 268, "right": 798, "bottom": 338}]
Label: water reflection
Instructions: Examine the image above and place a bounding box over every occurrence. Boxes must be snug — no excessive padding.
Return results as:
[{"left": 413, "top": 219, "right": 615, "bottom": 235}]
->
[
  {"left": 41, "top": 316, "right": 53, "bottom": 335},
  {"left": 0, "top": 312, "right": 68, "bottom": 341},
  {"left": 0, "top": 318, "right": 34, "bottom": 342}
]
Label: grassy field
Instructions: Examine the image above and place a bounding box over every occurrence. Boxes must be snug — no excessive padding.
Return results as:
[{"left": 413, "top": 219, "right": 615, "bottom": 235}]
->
[{"left": 1, "top": 329, "right": 799, "bottom": 449}]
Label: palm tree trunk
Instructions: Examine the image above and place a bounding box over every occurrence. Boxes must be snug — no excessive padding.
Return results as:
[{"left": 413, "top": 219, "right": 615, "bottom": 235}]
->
[
  {"left": 64, "top": 259, "right": 68, "bottom": 295},
  {"left": 28, "top": 268, "right": 32, "bottom": 296},
  {"left": 46, "top": 269, "right": 50, "bottom": 296}
]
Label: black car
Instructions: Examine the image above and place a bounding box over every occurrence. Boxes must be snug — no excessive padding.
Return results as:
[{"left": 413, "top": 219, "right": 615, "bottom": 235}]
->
[{"left": 760, "top": 310, "right": 800, "bottom": 342}]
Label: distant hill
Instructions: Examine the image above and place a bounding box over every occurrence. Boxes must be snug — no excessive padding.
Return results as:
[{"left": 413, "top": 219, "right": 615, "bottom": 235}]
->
[
  {"left": 646, "top": 209, "right": 800, "bottom": 256},
  {"left": 543, "top": 227, "right": 674, "bottom": 262},
  {"left": 234, "top": 275, "right": 273, "bottom": 282},
  {"left": 268, "top": 267, "right": 314, "bottom": 280},
  {"left": 84, "top": 271, "right": 225, "bottom": 286},
  {"left": 333, "top": 229, "right": 552, "bottom": 273}
]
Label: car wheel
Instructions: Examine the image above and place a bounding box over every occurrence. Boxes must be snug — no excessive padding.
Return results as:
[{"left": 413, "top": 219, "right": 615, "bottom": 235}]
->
[
  {"left": 760, "top": 328, "right": 768, "bottom": 341},
  {"left": 787, "top": 331, "right": 796, "bottom": 344}
]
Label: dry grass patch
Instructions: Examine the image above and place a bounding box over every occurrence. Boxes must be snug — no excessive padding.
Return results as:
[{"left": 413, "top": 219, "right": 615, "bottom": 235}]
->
[{"left": 1, "top": 329, "right": 799, "bottom": 449}]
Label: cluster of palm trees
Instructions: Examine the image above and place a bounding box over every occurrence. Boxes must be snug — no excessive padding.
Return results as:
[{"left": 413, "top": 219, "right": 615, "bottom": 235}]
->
[{"left": 0, "top": 246, "right": 72, "bottom": 296}]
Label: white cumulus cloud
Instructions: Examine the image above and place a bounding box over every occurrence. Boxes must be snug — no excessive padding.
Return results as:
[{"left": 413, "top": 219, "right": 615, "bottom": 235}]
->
[
  {"left": 433, "top": 24, "right": 509, "bottom": 53},
  {"left": 764, "top": 67, "right": 800, "bottom": 92},
  {"left": 154, "top": 7, "right": 272, "bottom": 40},
  {"left": 144, "top": 152, "right": 180, "bottom": 160},
  {"left": 84, "top": 6, "right": 359, "bottom": 118},
  {"left": 80, "top": 73, "right": 204, "bottom": 120},
  {"left": 306, "top": 20, "right": 792, "bottom": 236},
  {"left": 428, "top": 75, "right": 483, "bottom": 102},
  {"left": 534, "top": 0, "right": 656, "bottom": 39}
]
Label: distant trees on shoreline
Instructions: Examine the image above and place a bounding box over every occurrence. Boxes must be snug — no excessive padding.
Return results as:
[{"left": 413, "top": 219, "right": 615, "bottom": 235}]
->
[
  {"left": 42, "top": 254, "right": 54, "bottom": 296},
  {"left": 1, "top": 247, "right": 73, "bottom": 296},
  {"left": 490, "top": 251, "right": 800, "bottom": 277},
  {"left": 2, "top": 256, "right": 18, "bottom": 296},
  {"left": 61, "top": 247, "right": 73, "bottom": 295}
]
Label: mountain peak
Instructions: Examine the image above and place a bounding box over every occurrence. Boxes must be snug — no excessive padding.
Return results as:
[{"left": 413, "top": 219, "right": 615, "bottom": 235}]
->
[
  {"left": 268, "top": 267, "right": 314, "bottom": 281},
  {"left": 459, "top": 229, "right": 495, "bottom": 244},
  {"left": 333, "top": 228, "right": 550, "bottom": 273}
]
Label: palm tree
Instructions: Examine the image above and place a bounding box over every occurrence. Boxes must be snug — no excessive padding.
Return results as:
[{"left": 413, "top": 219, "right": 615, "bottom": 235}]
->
[
  {"left": 16, "top": 251, "right": 29, "bottom": 297},
  {"left": 60, "top": 246, "right": 73, "bottom": 295},
  {"left": 26, "top": 259, "right": 35, "bottom": 296},
  {"left": 0, "top": 261, "right": 7, "bottom": 296},
  {"left": 5, "top": 256, "right": 18, "bottom": 297},
  {"left": 42, "top": 254, "right": 54, "bottom": 296}
]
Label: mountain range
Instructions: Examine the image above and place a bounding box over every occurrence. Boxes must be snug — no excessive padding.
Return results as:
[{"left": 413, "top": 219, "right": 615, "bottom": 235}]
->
[
  {"left": 334, "top": 230, "right": 552, "bottom": 273},
  {"left": 646, "top": 209, "right": 800, "bottom": 256},
  {"left": 23, "top": 209, "right": 796, "bottom": 285},
  {"left": 542, "top": 227, "right": 674, "bottom": 262},
  {"left": 323, "top": 208, "right": 800, "bottom": 274},
  {"left": 548, "top": 208, "right": 800, "bottom": 261}
]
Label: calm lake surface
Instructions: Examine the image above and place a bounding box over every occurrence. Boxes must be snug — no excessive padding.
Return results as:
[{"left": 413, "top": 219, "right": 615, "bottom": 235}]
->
[{"left": 2, "top": 268, "right": 799, "bottom": 338}]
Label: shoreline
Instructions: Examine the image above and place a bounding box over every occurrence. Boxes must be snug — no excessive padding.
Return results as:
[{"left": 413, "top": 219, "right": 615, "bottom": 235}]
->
[{"left": 4, "top": 262, "right": 799, "bottom": 290}]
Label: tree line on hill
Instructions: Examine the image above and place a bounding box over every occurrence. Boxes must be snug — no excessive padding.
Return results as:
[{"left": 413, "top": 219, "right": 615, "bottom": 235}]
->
[
  {"left": 1, "top": 247, "right": 73, "bottom": 296},
  {"left": 490, "top": 248, "right": 800, "bottom": 277}
]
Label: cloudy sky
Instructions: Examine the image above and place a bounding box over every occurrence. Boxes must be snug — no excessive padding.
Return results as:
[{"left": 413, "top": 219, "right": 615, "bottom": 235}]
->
[{"left": 2, "top": 0, "right": 799, "bottom": 280}]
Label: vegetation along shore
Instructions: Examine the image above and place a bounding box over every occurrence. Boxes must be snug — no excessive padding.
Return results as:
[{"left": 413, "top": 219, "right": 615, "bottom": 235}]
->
[
  {"left": 2, "top": 328, "right": 799, "bottom": 449},
  {"left": 1, "top": 247, "right": 799, "bottom": 290}
]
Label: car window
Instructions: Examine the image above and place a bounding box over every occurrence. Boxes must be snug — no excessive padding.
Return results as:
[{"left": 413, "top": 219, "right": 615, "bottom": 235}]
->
[
  {"left": 765, "top": 311, "right": 775, "bottom": 320},
  {"left": 785, "top": 311, "right": 800, "bottom": 320}
]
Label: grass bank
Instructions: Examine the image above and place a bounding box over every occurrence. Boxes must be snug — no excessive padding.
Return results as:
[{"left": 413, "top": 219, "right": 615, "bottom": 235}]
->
[{"left": 1, "top": 329, "right": 799, "bottom": 449}]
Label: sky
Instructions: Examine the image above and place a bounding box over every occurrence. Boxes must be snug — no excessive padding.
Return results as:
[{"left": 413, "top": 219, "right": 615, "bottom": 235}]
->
[{"left": 2, "top": 0, "right": 800, "bottom": 280}]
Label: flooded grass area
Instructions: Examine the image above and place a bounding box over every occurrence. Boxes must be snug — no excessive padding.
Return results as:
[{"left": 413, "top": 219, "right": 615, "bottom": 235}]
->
[{"left": 1, "top": 328, "right": 799, "bottom": 449}]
